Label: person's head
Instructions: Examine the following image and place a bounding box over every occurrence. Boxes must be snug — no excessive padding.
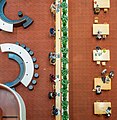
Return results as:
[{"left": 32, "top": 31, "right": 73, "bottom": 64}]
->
[
  {"left": 106, "top": 113, "right": 111, "bottom": 117},
  {"left": 108, "top": 107, "right": 111, "bottom": 110},
  {"left": 53, "top": 92, "right": 57, "bottom": 97},
  {"left": 51, "top": 58, "right": 56, "bottom": 63},
  {"left": 96, "top": 46, "right": 101, "bottom": 50},
  {"left": 53, "top": 109, "right": 58, "bottom": 115}
]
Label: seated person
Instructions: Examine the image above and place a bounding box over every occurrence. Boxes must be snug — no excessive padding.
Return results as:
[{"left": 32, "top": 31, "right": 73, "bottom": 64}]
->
[
  {"left": 52, "top": 106, "right": 60, "bottom": 116},
  {"left": 105, "top": 76, "right": 110, "bottom": 83},
  {"left": 48, "top": 92, "right": 57, "bottom": 99},
  {"left": 96, "top": 31, "right": 102, "bottom": 40},
  {"left": 94, "top": 5, "right": 100, "bottom": 14},
  {"left": 50, "top": 2, "right": 56, "bottom": 15},
  {"left": 109, "top": 71, "right": 114, "bottom": 78},
  {"left": 50, "top": 58, "right": 56, "bottom": 65},
  {"left": 101, "top": 76, "right": 106, "bottom": 83},
  {"left": 97, "top": 49, "right": 102, "bottom": 56},
  {"left": 96, "top": 46, "right": 101, "bottom": 51},
  {"left": 48, "top": 52, "right": 56, "bottom": 59},
  {"left": 101, "top": 69, "right": 107, "bottom": 75},
  {"left": 105, "top": 107, "right": 111, "bottom": 117},
  {"left": 50, "top": 74, "right": 55, "bottom": 82},
  {"left": 96, "top": 85, "right": 101, "bottom": 94},
  {"left": 50, "top": 28, "right": 56, "bottom": 36}
]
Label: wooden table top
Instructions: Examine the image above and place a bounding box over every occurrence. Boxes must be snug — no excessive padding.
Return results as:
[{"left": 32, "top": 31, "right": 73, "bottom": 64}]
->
[
  {"left": 94, "top": 77, "right": 111, "bottom": 90},
  {"left": 93, "top": 50, "right": 110, "bottom": 61},
  {"left": 94, "top": 0, "right": 110, "bottom": 8},
  {"left": 94, "top": 102, "right": 111, "bottom": 114},
  {"left": 93, "top": 24, "right": 109, "bottom": 35}
]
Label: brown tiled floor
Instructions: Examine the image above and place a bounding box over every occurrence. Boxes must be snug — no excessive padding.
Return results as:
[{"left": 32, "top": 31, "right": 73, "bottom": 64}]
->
[
  {"left": 69, "top": 0, "right": 117, "bottom": 120},
  {"left": 0, "top": 0, "right": 117, "bottom": 120},
  {"left": 0, "top": 0, "right": 55, "bottom": 120}
]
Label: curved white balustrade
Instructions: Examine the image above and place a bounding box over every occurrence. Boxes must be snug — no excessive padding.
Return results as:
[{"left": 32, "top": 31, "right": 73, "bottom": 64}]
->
[
  {"left": 0, "top": 84, "right": 26, "bottom": 120},
  {"left": 0, "top": 19, "right": 13, "bottom": 32},
  {"left": 0, "top": 43, "right": 34, "bottom": 87}
]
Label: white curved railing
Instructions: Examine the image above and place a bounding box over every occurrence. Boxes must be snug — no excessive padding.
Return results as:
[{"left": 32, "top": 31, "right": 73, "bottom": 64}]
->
[
  {"left": 0, "top": 19, "right": 13, "bottom": 32},
  {"left": 0, "top": 43, "right": 34, "bottom": 87},
  {"left": 0, "top": 84, "right": 26, "bottom": 120}
]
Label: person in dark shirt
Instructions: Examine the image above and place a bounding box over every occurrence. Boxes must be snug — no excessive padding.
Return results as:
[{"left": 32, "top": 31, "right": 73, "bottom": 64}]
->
[
  {"left": 48, "top": 92, "right": 57, "bottom": 99},
  {"left": 50, "top": 28, "right": 56, "bottom": 36},
  {"left": 109, "top": 71, "right": 114, "bottom": 78},
  {"left": 50, "top": 74, "right": 55, "bottom": 82},
  {"left": 105, "top": 107, "right": 111, "bottom": 117},
  {"left": 52, "top": 106, "right": 60, "bottom": 116}
]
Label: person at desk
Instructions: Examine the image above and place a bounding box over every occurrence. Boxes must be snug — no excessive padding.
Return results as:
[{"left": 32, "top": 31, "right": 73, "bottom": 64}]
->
[
  {"left": 52, "top": 106, "right": 60, "bottom": 116},
  {"left": 96, "top": 85, "right": 101, "bottom": 94},
  {"left": 105, "top": 76, "right": 110, "bottom": 83},
  {"left": 50, "top": 58, "right": 56, "bottom": 65},
  {"left": 101, "top": 69, "right": 107, "bottom": 75},
  {"left": 94, "top": 5, "right": 100, "bottom": 14},
  {"left": 96, "top": 31, "right": 102, "bottom": 40},
  {"left": 48, "top": 52, "right": 56, "bottom": 59},
  {"left": 105, "top": 107, "right": 111, "bottom": 117},
  {"left": 96, "top": 46, "right": 101, "bottom": 51},
  {"left": 48, "top": 92, "right": 57, "bottom": 99},
  {"left": 96, "top": 49, "right": 102, "bottom": 56},
  {"left": 109, "top": 71, "right": 114, "bottom": 78},
  {"left": 50, "top": 28, "right": 56, "bottom": 36}
]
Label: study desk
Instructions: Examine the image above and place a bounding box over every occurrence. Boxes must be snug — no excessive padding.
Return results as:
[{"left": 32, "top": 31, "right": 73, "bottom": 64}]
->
[
  {"left": 93, "top": 50, "right": 110, "bottom": 61},
  {"left": 94, "top": 102, "right": 111, "bottom": 114},
  {"left": 93, "top": 24, "right": 109, "bottom": 35},
  {"left": 94, "top": 0, "right": 110, "bottom": 8},
  {"left": 94, "top": 78, "right": 111, "bottom": 90}
]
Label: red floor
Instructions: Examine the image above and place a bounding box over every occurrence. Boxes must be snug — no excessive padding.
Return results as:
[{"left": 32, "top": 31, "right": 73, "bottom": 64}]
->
[
  {"left": 0, "top": 0, "right": 117, "bottom": 120},
  {"left": 69, "top": 0, "right": 117, "bottom": 120},
  {"left": 0, "top": 0, "right": 55, "bottom": 120}
]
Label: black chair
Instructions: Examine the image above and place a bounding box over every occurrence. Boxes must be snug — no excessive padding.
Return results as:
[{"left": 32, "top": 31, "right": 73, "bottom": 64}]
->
[
  {"left": 101, "top": 69, "right": 107, "bottom": 75},
  {"left": 109, "top": 71, "right": 114, "bottom": 78},
  {"left": 50, "top": 28, "right": 55, "bottom": 36},
  {"left": 96, "top": 85, "right": 101, "bottom": 94},
  {"left": 96, "top": 46, "right": 101, "bottom": 50}
]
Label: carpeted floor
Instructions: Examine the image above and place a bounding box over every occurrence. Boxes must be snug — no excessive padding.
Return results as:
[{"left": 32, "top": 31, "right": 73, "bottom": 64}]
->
[
  {"left": 69, "top": 0, "right": 117, "bottom": 120},
  {"left": 0, "top": 0, "right": 55, "bottom": 120}
]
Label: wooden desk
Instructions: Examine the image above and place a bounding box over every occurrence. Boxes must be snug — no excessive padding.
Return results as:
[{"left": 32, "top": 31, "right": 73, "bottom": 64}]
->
[
  {"left": 94, "top": 0, "right": 110, "bottom": 8},
  {"left": 93, "top": 24, "right": 109, "bottom": 35},
  {"left": 94, "top": 102, "right": 111, "bottom": 114},
  {"left": 94, "top": 78, "right": 111, "bottom": 90},
  {"left": 93, "top": 50, "right": 110, "bottom": 61}
]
